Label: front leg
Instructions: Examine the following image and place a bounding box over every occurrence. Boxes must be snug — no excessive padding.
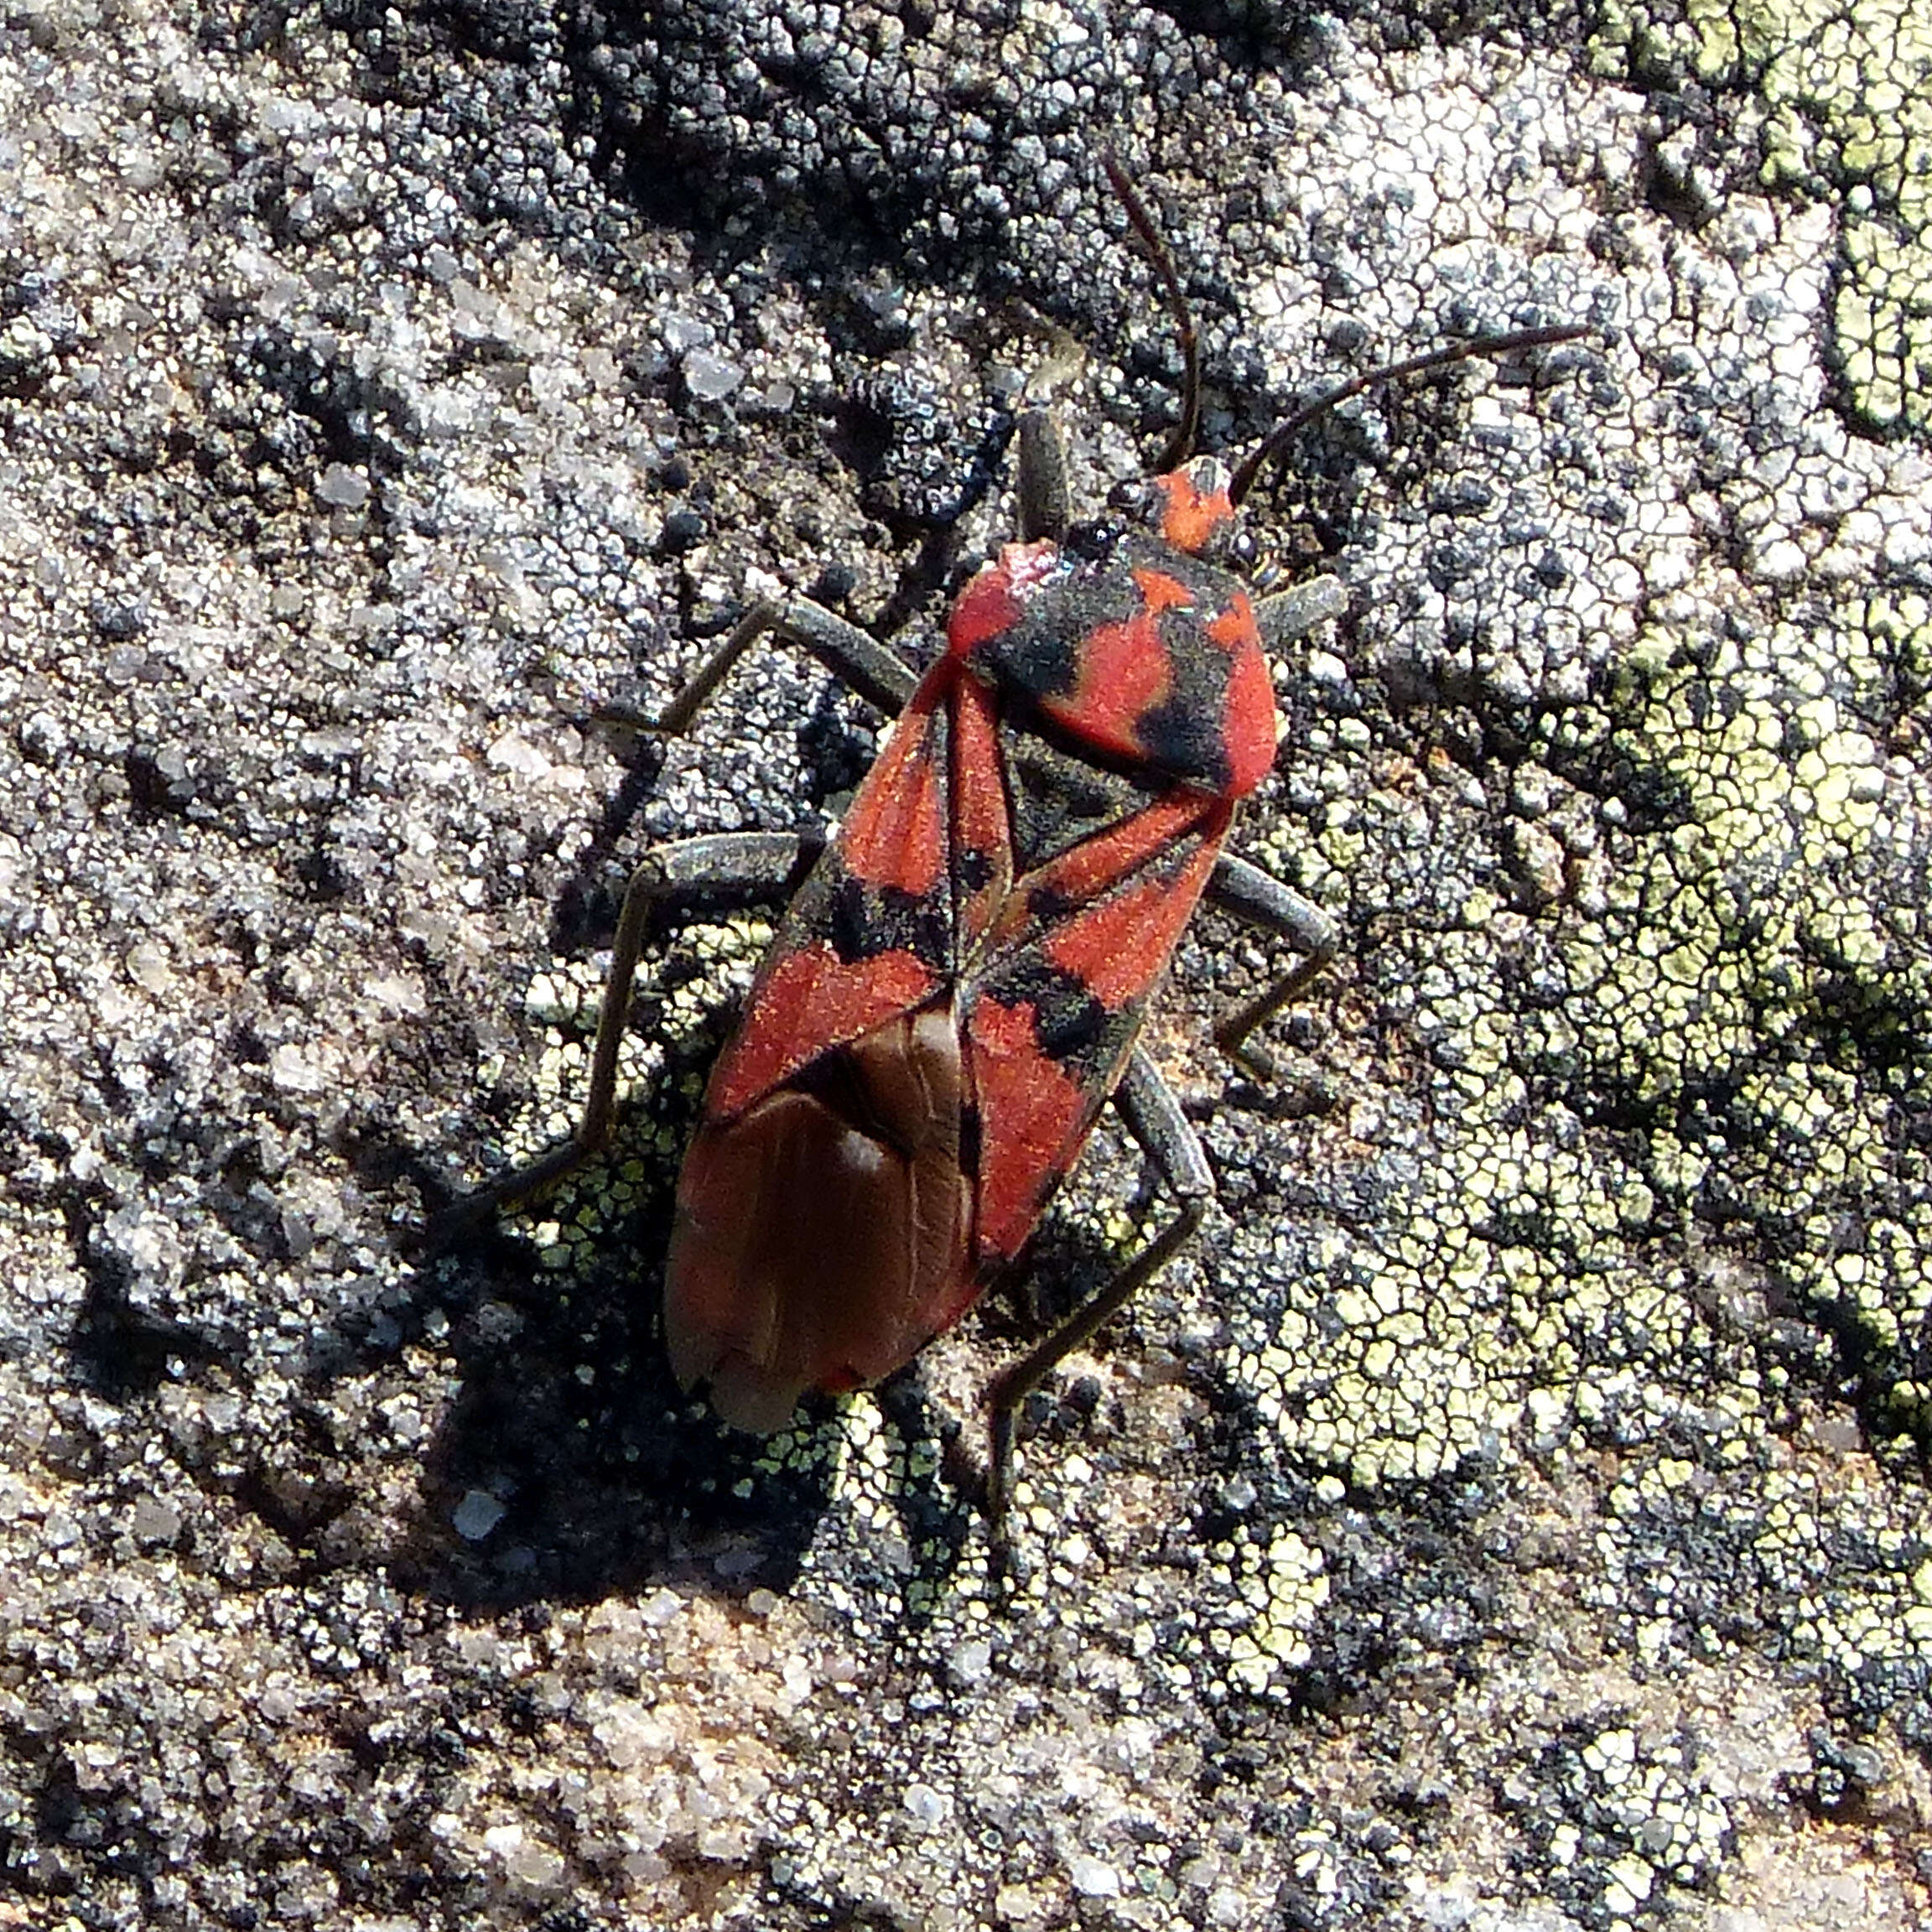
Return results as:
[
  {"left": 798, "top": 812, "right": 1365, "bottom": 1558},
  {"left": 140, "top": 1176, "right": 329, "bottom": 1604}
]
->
[
  {"left": 600, "top": 596, "right": 920, "bottom": 735},
  {"left": 1015, "top": 407, "right": 1072, "bottom": 545},
  {"left": 1254, "top": 575, "right": 1348, "bottom": 648}
]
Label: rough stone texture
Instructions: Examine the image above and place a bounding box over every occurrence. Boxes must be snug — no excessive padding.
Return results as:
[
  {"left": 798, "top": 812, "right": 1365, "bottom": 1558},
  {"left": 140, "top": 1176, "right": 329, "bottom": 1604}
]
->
[{"left": 2, "top": 1, "right": 1929, "bottom": 1928}]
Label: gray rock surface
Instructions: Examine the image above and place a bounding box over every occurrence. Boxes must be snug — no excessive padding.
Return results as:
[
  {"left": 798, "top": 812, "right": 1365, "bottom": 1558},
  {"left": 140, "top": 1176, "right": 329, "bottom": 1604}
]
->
[{"left": 3, "top": 1, "right": 1928, "bottom": 1926}]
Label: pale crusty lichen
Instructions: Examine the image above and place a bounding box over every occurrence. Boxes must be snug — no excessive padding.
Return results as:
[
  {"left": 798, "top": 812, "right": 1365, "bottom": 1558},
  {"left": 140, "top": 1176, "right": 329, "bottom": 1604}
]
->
[{"left": 1594, "top": 0, "right": 1932, "bottom": 432}]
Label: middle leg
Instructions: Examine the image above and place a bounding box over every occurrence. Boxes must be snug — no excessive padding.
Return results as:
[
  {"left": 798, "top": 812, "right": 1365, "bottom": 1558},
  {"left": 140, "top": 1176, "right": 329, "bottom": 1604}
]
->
[
  {"left": 428, "top": 830, "right": 815, "bottom": 1246},
  {"left": 1206, "top": 851, "right": 1337, "bottom": 1080}
]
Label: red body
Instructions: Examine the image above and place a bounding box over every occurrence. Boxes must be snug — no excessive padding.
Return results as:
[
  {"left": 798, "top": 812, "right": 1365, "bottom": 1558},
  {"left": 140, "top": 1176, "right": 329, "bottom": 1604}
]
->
[{"left": 665, "top": 466, "right": 1277, "bottom": 1431}]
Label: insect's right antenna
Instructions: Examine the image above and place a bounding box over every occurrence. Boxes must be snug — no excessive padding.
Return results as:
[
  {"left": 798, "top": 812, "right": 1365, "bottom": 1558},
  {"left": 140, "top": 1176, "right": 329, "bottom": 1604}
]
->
[
  {"left": 1102, "top": 152, "right": 1202, "bottom": 475},
  {"left": 1228, "top": 324, "right": 1592, "bottom": 507}
]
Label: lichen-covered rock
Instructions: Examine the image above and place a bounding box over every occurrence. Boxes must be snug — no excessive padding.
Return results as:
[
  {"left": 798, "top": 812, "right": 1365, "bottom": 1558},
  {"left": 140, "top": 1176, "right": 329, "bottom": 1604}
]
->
[{"left": 1, "top": 3, "right": 1926, "bottom": 1929}]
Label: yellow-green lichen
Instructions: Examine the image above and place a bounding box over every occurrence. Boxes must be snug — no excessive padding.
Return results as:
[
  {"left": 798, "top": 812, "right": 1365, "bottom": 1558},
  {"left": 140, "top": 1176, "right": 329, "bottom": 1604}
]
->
[
  {"left": 1596, "top": 0, "right": 1932, "bottom": 430},
  {"left": 1229, "top": 543, "right": 1928, "bottom": 1696},
  {"left": 488, "top": 912, "right": 771, "bottom": 1231}
]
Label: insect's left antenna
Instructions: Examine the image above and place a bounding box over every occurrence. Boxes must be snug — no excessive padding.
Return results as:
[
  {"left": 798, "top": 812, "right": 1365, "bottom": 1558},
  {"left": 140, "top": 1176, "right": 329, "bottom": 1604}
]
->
[{"left": 1103, "top": 152, "right": 1202, "bottom": 475}]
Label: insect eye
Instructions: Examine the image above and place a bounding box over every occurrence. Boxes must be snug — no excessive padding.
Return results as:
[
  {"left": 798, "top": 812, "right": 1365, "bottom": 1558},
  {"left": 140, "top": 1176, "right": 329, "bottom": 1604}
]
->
[
  {"left": 1063, "top": 515, "right": 1125, "bottom": 560},
  {"left": 1113, "top": 479, "right": 1166, "bottom": 541}
]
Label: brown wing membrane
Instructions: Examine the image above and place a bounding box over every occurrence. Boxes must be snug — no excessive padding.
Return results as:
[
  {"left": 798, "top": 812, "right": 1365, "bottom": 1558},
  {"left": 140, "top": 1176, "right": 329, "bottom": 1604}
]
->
[{"left": 663, "top": 1007, "right": 974, "bottom": 1431}]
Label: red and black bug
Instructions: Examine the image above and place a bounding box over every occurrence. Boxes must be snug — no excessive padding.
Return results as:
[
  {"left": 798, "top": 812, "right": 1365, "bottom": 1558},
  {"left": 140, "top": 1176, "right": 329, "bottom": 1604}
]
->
[{"left": 438, "top": 159, "right": 1587, "bottom": 1535}]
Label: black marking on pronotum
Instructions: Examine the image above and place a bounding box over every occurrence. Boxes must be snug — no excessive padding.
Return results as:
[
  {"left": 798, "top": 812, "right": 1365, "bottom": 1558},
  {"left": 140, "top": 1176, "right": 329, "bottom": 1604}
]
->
[{"left": 978, "top": 565, "right": 1140, "bottom": 702}]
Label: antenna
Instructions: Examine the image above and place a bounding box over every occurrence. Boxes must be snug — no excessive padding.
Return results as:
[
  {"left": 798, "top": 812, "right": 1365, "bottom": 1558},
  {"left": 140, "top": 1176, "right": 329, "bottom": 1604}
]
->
[
  {"left": 1102, "top": 151, "right": 1202, "bottom": 475},
  {"left": 1228, "top": 324, "right": 1592, "bottom": 506}
]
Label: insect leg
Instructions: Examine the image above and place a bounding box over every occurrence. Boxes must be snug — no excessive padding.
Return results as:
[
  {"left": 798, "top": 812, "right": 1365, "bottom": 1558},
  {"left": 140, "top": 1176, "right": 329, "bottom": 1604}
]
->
[
  {"left": 1015, "top": 407, "right": 1071, "bottom": 544},
  {"left": 1011, "top": 151, "right": 1207, "bottom": 549},
  {"left": 601, "top": 597, "right": 920, "bottom": 735},
  {"left": 1206, "top": 853, "right": 1337, "bottom": 1081},
  {"left": 1253, "top": 574, "right": 1348, "bottom": 648},
  {"left": 985, "top": 1046, "right": 1213, "bottom": 1538},
  {"left": 427, "top": 830, "right": 813, "bottom": 1246}
]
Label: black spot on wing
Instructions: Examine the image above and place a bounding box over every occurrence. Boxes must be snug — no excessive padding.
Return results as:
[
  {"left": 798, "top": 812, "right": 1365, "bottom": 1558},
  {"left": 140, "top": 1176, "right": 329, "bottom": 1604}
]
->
[
  {"left": 958, "top": 1102, "right": 982, "bottom": 1184},
  {"left": 981, "top": 954, "right": 1138, "bottom": 1090},
  {"left": 825, "top": 869, "right": 953, "bottom": 973},
  {"left": 1031, "top": 975, "right": 1110, "bottom": 1064},
  {"left": 1026, "top": 880, "right": 1075, "bottom": 926},
  {"left": 956, "top": 845, "right": 997, "bottom": 895}
]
